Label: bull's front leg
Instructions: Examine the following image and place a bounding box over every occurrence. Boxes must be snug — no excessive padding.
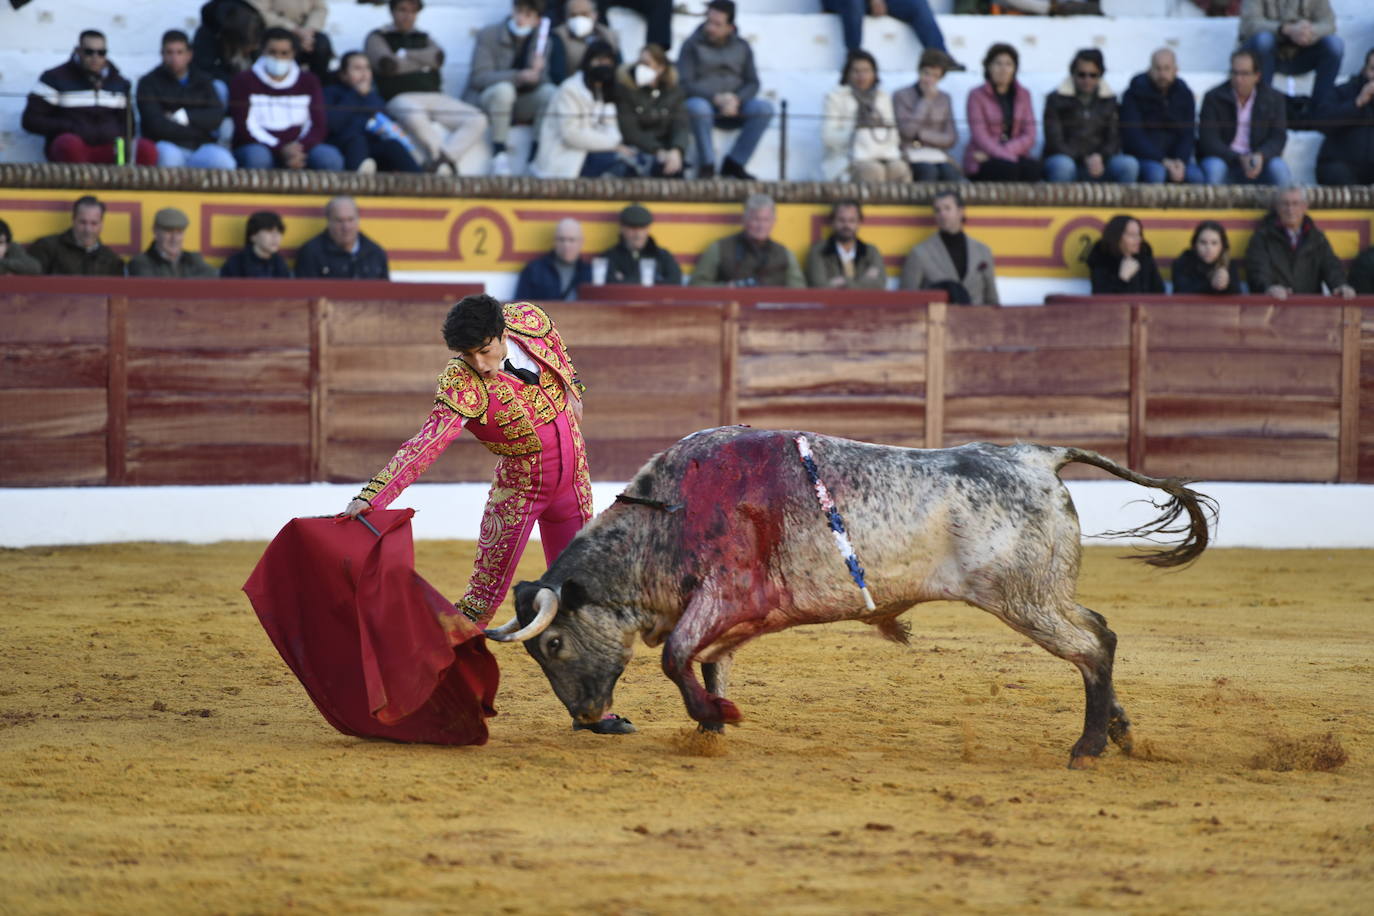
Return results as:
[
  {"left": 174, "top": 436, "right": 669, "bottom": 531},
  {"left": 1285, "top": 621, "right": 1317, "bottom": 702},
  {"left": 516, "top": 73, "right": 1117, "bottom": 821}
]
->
[
  {"left": 661, "top": 596, "right": 744, "bottom": 728},
  {"left": 698, "top": 658, "right": 734, "bottom": 734}
]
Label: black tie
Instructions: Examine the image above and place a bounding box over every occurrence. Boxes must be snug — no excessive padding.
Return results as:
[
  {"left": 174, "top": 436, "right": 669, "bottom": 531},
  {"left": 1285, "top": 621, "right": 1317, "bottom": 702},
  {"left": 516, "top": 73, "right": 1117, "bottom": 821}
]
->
[{"left": 502, "top": 360, "right": 539, "bottom": 385}]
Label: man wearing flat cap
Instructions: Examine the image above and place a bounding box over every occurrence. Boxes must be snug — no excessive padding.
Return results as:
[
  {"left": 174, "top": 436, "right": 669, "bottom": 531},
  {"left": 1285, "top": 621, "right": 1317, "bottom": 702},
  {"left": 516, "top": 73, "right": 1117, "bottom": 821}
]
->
[
  {"left": 128, "top": 207, "right": 217, "bottom": 277},
  {"left": 601, "top": 204, "right": 682, "bottom": 286}
]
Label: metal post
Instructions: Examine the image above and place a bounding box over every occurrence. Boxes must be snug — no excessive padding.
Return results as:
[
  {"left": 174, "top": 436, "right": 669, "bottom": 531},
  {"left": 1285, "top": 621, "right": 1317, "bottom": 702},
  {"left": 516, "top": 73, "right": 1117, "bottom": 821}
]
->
[{"left": 778, "top": 99, "right": 788, "bottom": 181}]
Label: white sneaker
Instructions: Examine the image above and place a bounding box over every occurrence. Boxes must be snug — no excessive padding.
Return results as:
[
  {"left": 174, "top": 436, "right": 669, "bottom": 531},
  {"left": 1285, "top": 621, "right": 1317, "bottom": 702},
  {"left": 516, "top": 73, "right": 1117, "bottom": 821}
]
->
[
  {"left": 357, "top": 157, "right": 377, "bottom": 175},
  {"left": 490, "top": 151, "right": 511, "bottom": 176}
]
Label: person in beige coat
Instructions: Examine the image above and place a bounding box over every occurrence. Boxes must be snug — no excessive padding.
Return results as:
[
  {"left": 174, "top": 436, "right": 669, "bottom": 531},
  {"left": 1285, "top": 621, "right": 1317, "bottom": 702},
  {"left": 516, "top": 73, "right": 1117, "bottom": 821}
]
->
[
  {"left": 822, "top": 49, "right": 908, "bottom": 182},
  {"left": 900, "top": 190, "right": 999, "bottom": 305},
  {"left": 892, "top": 48, "right": 960, "bottom": 181}
]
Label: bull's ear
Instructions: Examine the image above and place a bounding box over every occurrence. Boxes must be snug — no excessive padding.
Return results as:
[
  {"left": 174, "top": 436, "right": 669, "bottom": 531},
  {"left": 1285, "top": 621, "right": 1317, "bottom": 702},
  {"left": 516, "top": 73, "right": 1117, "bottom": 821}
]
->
[{"left": 560, "top": 579, "right": 589, "bottom": 613}]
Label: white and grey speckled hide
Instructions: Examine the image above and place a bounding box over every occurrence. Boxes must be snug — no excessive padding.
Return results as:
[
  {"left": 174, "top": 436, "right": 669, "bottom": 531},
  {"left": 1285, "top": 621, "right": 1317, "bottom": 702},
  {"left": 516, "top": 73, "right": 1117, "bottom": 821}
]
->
[{"left": 504, "top": 426, "right": 1216, "bottom": 768}]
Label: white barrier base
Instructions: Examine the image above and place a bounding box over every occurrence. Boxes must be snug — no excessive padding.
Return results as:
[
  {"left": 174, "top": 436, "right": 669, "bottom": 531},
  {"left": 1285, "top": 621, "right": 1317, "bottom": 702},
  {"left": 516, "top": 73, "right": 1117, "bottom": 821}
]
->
[{"left": 1, "top": 481, "right": 1370, "bottom": 549}]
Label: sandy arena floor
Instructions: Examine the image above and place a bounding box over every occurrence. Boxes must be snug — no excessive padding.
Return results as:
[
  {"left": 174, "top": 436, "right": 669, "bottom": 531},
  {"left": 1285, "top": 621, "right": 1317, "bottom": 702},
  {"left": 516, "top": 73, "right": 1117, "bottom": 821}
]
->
[{"left": 1, "top": 540, "right": 1371, "bottom": 915}]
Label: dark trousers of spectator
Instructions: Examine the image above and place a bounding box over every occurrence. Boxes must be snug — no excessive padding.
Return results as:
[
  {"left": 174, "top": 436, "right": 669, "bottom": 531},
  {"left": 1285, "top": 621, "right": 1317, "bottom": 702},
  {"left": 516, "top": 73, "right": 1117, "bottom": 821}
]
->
[
  {"left": 910, "top": 161, "right": 961, "bottom": 181},
  {"left": 580, "top": 150, "right": 635, "bottom": 178},
  {"left": 1317, "top": 159, "right": 1374, "bottom": 186},
  {"left": 971, "top": 156, "right": 1041, "bottom": 182},
  {"left": 337, "top": 133, "right": 423, "bottom": 173},
  {"left": 1242, "top": 31, "right": 1344, "bottom": 106},
  {"left": 597, "top": 1, "right": 672, "bottom": 51},
  {"left": 48, "top": 133, "right": 157, "bottom": 165},
  {"left": 822, "top": 0, "right": 947, "bottom": 53},
  {"left": 298, "top": 31, "right": 334, "bottom": 79}
]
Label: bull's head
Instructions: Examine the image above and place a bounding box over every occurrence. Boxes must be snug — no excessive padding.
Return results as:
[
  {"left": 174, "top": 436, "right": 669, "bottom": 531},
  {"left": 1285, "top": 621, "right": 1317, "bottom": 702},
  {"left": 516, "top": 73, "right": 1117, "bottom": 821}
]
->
[{"left": 485, "top": 580, "right": 635, "bottom": 725}]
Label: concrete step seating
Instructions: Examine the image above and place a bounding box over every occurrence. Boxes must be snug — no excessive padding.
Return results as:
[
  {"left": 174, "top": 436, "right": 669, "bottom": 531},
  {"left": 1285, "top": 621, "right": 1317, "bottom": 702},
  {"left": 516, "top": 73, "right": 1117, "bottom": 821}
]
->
[{"left": 1, "top": 0, "right": 1368, "bottom": 181}]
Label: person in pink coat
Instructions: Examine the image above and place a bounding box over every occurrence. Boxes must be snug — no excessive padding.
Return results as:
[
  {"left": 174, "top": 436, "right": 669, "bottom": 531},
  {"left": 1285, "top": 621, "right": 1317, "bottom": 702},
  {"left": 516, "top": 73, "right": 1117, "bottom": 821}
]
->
[{"left": 963, "top": 42, "right": 1041, "bottom": 182}]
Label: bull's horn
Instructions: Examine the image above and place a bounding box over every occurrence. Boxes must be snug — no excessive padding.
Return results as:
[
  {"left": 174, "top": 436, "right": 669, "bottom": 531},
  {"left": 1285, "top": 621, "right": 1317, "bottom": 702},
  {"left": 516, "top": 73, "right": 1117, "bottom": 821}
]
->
[{"left": 484, "top": 587, "right": 559, "bottom": 643}]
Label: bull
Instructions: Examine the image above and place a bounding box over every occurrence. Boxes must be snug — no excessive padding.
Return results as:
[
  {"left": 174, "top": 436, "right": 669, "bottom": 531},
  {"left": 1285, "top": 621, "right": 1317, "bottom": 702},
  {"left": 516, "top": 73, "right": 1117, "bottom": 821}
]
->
[{"left": 486, "top": 427, "right": 1216, "bottom": 768}]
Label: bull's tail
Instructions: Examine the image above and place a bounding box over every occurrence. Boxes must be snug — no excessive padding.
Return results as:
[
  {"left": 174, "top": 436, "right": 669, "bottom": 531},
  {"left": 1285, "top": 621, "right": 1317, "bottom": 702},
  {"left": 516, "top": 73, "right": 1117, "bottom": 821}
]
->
[{"left": 1056, "top": 447, "right": 1218, "bottom": 568}]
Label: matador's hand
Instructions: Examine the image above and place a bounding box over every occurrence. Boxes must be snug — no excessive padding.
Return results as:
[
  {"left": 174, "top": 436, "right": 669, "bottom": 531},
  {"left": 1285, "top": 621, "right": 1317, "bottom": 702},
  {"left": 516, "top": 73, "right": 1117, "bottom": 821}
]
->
[{"left": 343, "top": 498, "right": 372, "bottom": 519}]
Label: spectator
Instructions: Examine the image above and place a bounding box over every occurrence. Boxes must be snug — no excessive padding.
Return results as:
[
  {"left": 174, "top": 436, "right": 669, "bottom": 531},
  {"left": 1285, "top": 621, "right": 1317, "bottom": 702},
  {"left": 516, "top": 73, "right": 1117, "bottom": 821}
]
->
[
  {"left": 192, "top": 0, "right": 265, "bottom": 101},
  {"left": 1043, "top": 49, "right": 1138, "bottom": 183},
  {"left": 964, "top": 43, "right": 1039, "bottom": 182},
  {"left": 900, "top": 190, "right": 998, "bottom": 305},
  {"left": 514, "top": 218, "right": 591, "bottom": 300},
  {"left": 1244, "top": 186, "right": 1354, "bottom": 299},
  {"left": 551, "top": 0, "right": 619, "bottom": 84},
  {"left": 28, "top": 196, "right": 125, "bottom": 276},
  {"left": 1312, "top": 47, "right": 1374, "bottom": 185},
  {"left": 220, "top": 210, "right": 293, "bottom": 277},
  {"left": 893, "top": 48, "right": 961, "bottom": 182},
  {"left": 822, "top": 1, "right": 964, "bottom": 70},
  {"left": 1171, "top": 220, "right": 1241, "bottom": 295},
  {"left": 1087, "top": 215, "right": 1164, "bottom": 294},
  {"left": 690, "top": 193, "right": 804, "bottom": 287},
  {"left": 128, "top": 207, "right": 218, "bottom": 278},
  {"left": 614, "top": 43, "right": 689, "bottom": 178},
  {"left": 295, "top": 196, "right": 390, "bottom": 279},
  {"left": 1348, "top": 245, "right": 1374, "bottom": 294},
  {"left": 600, "top": 204, "right": 682, "bottom": 286},
  {"left": 805, "top": 200, "right": 887, "bottom": 290},
  {"left": 248, "top": 0, "right": 334, "bottom": 78},
  {"left": 465, "top": 0, "right": 561, "bottom": 177},
  {"left": 22, "top": 30, "right": 157, "bottom": 165},
  {"left": 533, "top": 40, "right": 631, "bottom": 177},
  {"left": 1121, "top": 48, "right": 1204, "bottom": 185},
  {"left": 230, "top": 28, "right": 344, "bottom": 170},
  {"left": 1199, "top": 49, "right": 1290, "bottom": 185},
  {"left": 137, "top": 30, "right": 235, "bottom": 170},
  {"left": 0, "top": 218, "right": 43, "bottom": 276},
  {"left": 365, "top": 0, "right": 487, "bottom": 176},
  {"left": 678, "top": 0, "right": 774, "bottom": 180},
  {"left": 596, "top": 1, "right": 672, "bottom": 52},
  {"left": 1238, "top": 0, "right": 1343, "bottom": 108},
  {"left": 822, "top": 50, "right": 909, "bottom": 183},
  {"left": 955, "top": 0, "right": 1103, "bottom": 12},
  {"left": 325, "top": 52, "right": 424, "bottom": 174}
]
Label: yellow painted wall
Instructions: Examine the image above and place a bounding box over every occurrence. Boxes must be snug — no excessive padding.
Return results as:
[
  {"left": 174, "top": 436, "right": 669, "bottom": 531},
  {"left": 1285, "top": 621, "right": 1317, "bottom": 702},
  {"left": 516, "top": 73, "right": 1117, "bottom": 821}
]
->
[{"left": 3, "top": 188, "right": 1371, "bottom": 277}]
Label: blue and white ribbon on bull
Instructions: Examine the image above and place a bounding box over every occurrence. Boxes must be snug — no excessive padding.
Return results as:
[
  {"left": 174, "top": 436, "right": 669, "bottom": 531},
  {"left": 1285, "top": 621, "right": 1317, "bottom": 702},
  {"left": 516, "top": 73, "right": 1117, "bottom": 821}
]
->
[{"left": 793, "top": 434, "right": 876, "bottom": 611}]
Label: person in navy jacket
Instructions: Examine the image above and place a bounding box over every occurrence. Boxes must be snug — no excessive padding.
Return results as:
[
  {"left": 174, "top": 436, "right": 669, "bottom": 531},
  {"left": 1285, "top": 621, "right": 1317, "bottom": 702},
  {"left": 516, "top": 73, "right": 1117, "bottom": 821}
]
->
[
  {"left": 324, "top": 52, "right": 423, "bottom": 173},
  {"left": 514, "top": 218, "right": 591, "bottom": 300},
  {"left": 1120, "top": 48, "right": 1203, "bottom": 185}
]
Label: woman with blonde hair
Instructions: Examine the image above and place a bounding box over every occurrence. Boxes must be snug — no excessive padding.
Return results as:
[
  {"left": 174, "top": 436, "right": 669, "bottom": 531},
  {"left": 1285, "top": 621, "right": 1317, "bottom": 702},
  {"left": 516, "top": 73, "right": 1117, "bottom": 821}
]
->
[{"left": 822, "top": 49, "right": 909, "bottom": 182}]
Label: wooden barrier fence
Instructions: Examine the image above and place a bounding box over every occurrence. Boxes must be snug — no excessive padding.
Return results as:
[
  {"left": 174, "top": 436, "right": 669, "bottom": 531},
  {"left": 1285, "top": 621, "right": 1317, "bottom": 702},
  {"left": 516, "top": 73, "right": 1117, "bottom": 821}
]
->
[{"left": 2, "top": 278, "right": 1371, "bottom": 486}]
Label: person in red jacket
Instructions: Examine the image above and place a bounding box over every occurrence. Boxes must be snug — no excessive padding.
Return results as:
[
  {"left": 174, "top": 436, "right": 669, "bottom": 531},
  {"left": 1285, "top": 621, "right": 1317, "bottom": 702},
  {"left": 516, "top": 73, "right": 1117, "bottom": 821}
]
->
[
  {"left": 228, "top": 27, "right": 343, "bottom": 169},
  {"left": 963, "top": 42, "right": 1040, "bottom": 182},
  {"left": 22, "top": 30, "right": 157, "bottom": 165}
]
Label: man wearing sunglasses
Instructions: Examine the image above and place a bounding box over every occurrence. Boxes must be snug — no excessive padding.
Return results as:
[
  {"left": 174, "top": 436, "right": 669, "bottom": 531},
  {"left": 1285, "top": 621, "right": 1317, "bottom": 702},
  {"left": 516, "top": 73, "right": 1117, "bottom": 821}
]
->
[{"left": 22, "top": 30, "right": 158, "bottom": 165}]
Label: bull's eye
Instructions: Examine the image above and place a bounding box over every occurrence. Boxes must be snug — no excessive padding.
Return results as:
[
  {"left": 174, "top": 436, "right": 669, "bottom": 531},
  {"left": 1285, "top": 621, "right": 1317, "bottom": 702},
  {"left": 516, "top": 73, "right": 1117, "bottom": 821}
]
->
[{"left": 546, "top": 636, "right": 562, "bottom": 655}]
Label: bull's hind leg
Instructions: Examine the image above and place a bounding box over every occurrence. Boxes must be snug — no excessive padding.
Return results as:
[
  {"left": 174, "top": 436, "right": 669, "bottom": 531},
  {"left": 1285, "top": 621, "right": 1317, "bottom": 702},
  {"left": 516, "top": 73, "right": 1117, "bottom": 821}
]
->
[{"left": 698, "top": 658, "right": 734, "bottom": 734}]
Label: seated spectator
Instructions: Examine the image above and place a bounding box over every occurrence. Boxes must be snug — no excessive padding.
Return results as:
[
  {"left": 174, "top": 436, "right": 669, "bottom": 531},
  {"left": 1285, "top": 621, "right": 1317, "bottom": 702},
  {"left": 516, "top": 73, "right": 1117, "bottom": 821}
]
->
[
  {"left": 690, "top": 193, "right": 804, "bottom": 287},
  {"left": 1349, "top": 244, "right": 1374, "bottom": 294},
  {"left": 614, "top": 43, "right": 689, "bottom": 178},
  {"left": 1171, "top": 220, "right": 1241, "bottom": 295},
  {"left": 221, "top": 210, "right": 293, "bottom": 277},
  {"left": 22, "top": 30, "right": 157, "bottom": 165},
  {"left": 295, "top": 196, "right": 390, "bottom": 279},
  {"left": 893, "top": 49, "right": 961, "bottom": 182},
  {"left": 326, "top": 53, "right": 423, "bottom": 174},
  {"left": 249, "top": 0, "right": 333, "bottom": 78},
  {"left": 600, "top": 204, "right": 682, "bottom": 285},
  {"left": 1239, "top": 0, "right": 1343, "bottom": 108},
  {"left": 1121, "top": 48, "right": 1204, "bottom": 185},
  {"left": 1043, "top": 49, "right": 1138, "bottom": 183},
  {"left": 128, "top": 207, "right": 218, "bottom": 278},
  {"left": 192, "top": 0, "right": 266, "bottom": 102},
  {"left": 514, "top": 218, "right": 590, "bottom": 300},
  {"left": 1199, "top": 49, "right": 1290, "bottom": 185},
  {"left": 1312, "top": 47, "right": 1374, "bottom": 186},
  {"left": 805, "top": 200, "right": 887, "bottom": 289},
  {"left": 28, "top": 196, "right": 125, "bottom": 276},
  {"left": 822, "top": 50, "right": 909, "bottom": 183},
  {"left": 822, "top": 1, "right": 964, "bottom": 70},
  {"left": 1087, "top": 215, "right": 1164, "bottom": 294},
  {"left": 0, "top": 218, "right": 43, "bottom": 276},
  {"left": 964, "top": 43, "right": 1040, "bottom": 182},
  {"left": 533, "top": 40, "right": 632, "bottom": 177},
  {"left": 465, "top": 0, "right": 561, "bottom": 177},
  {"left": 366, "top": 0, "right": 487, "bottom": 176},
  {"left": 900, "top": 190, "right": 998, "bottom": 305},
  {"left": 137, "top": 30, "right": 235, "bottom": 170},
  {"left": 551, "top": 0, "right": 619, "bottom": 84},
  {"left": 678, "top": 0, "right": 774, "bottom": 180},
  {"left": 955, "top": 0, "right": 1103, "bottom": 13},
  {"left": 1244, "top": 186, "right": 1354, "bottom": 299},
  {"left": 230, "top": 28, "right": 343, "bottom": 170}
]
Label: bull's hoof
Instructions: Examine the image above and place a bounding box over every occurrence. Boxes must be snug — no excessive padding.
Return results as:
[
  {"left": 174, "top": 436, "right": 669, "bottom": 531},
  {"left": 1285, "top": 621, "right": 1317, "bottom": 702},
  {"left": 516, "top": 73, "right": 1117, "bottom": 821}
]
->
[
  {"left": 1110, "top": 727, "right": 1135, "bottom": 755},
  {"left": 572, "top": 714, "right": 636, "bottom": 735},
  {"left": 1067, "top": 755, "right": 1099, "bottom": 770},
  {"left": 698, "top": 721, "right": 725, "bottom": 734}
]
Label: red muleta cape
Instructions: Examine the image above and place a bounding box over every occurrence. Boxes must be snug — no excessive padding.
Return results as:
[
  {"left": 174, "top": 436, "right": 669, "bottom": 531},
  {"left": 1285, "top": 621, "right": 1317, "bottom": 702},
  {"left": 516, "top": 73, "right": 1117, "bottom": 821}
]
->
[{"left": 243, "top": 509, "right": 499, "bottom": 744}]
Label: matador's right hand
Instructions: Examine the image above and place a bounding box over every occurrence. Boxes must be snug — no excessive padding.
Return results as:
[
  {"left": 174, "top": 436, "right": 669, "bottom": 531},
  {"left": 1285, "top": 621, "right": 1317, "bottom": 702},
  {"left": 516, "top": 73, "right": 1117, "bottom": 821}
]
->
[{"left": 343, "top": 498, "right": 372, "bottom": 519}]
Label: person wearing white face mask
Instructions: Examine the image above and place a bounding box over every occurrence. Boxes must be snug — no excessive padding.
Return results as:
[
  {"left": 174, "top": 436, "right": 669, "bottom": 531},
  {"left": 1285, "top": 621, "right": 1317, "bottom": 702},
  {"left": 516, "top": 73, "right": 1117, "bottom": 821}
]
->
[
  {"left": 612, "top": 43, "right": 688, "bottom": 177},
  {"left": 550, "top": 0, "right": 619, "bottom": 84},
  {"left": 466, "top": 0, "right": 561, "bottom": 176},
  {"left": 229, "top": 27, "right": 344, "bottom": 169}
]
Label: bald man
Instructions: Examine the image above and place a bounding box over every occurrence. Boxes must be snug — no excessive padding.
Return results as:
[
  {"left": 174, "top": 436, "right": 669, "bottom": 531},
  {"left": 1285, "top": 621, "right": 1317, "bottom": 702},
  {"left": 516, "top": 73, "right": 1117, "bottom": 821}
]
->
[
  {"left": 1121, "top": 48, "right": 1204, "bottom": 184},
  {"left": 514, "top": 217, "right": 592, "bottom": 301}
]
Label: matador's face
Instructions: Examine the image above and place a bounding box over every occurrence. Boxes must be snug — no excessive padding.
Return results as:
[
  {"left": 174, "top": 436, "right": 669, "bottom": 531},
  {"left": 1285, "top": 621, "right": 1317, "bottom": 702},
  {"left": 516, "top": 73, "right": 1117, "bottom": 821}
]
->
[{"left": 460, "top": 332, "right": 509, "bottom": 381}]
